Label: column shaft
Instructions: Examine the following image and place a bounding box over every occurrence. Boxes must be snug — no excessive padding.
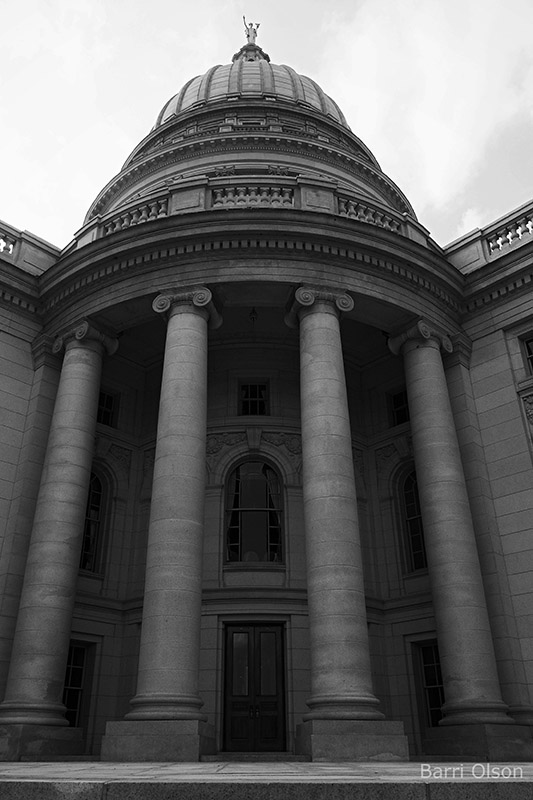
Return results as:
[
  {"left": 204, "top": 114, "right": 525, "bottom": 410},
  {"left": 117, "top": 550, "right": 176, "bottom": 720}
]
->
[
  {"left": 401, "top": 330, "right": 510, "bottom": 724},
  {"left": 127, "top": 298, "right": 209, "bottom": 720},
  {"left": 298, "top": 291, "right": 381, "bottom": 720},
  {"left": 0, "top": 331, "right": 106, "bottom": 725}
]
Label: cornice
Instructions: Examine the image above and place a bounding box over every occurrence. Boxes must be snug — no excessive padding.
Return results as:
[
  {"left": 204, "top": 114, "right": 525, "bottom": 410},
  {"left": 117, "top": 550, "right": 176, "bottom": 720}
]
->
[
  {"left": 87, "top": 132, "right": 413, "bottom": 222},
  {"left": 0, "top": 284, "right": 39, "bottom": 316},
  {"left": 462, "top": 261, "right": 533, "bottom": 315},
  {"left": 37, "top": 229, "right": 462, "bottom": 329}
]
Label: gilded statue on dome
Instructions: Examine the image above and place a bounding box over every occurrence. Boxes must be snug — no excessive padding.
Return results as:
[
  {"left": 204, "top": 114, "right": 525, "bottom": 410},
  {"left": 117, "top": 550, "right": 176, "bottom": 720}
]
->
[{"left": 243, "top": 16, "right": 260, "bottom": 44}]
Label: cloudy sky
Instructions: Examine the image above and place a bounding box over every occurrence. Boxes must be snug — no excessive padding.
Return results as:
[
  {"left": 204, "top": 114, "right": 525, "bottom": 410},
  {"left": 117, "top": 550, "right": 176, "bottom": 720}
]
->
[{"left": 2, "top": 0, "right": 533, "bottom": 250}]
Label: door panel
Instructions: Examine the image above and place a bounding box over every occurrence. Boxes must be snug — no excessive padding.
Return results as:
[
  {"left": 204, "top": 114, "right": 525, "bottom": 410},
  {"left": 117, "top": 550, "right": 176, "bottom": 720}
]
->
[{"left": 224, "top": 624, "right": 285, "bottom": 752}]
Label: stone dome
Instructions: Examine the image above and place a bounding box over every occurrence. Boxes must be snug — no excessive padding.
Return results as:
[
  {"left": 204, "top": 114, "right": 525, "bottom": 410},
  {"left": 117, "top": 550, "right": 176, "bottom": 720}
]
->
[{"left": 154, "top": 43, "right": 349, "bottom": 130}]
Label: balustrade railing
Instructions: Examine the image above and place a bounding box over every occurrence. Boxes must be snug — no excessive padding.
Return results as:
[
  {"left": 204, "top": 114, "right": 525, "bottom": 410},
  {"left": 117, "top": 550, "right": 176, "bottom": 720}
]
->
[
  {"left": 337, "top": 196, "right": 403, "bottom": 234},
  {"left": 485, "top": 209, "right": 533, "bottom": 254},
  {"left": 212, "top": 185, "right": 294, "bottom": 208},
  {"left": 0, "top": 228, "right": 17, "bottom": 256},
  {"left": 102, "top": 197, "right": 169, "bottom": 236}
]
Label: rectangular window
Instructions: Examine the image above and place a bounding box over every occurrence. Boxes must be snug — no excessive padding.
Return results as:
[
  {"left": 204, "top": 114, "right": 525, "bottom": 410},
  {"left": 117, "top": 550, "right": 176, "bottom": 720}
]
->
[
  {"left": 62, "top": 642, "right": 94, "bottom": 728},
  {"left": 414, "top": 641, "right": 445, "bottom": 728},
  {"left": 389, "top": 389, "right": 410, "bottom": 426},
  {"left": 523, "top": 336, "right": 533, "bottom": 374},
  {"left": 97, "top": 391, "right": 119, "bottom": 427},
  {"left": 239, "top": 383, "right": 269, "bottom": 416}
]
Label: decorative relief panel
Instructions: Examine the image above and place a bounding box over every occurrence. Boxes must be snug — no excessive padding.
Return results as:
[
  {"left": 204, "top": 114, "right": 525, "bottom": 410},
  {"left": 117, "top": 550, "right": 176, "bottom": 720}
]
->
[
  {"left": 140, "top": 448, "right": 155, "bottom": 500},
  {"left": 262, "top": 432, "right": 302, "bottom": 472},
  {"left": 352, "top": 447, "right": 366, "bottom": 496},
  {"left": 375, "top": 436, "right": 413, "bottom": 477},
  {"left": 206, "top": 432, "right": 247, "bottom": 456},
  {"left": 522, "top": 393, "right": 533, "bottom": 429}
]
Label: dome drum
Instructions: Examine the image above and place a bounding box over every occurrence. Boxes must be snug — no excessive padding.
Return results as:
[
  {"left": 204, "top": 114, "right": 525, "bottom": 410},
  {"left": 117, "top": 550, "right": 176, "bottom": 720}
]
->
[{"left": 76, "top": 169, "right": 422, "bottom": 252}]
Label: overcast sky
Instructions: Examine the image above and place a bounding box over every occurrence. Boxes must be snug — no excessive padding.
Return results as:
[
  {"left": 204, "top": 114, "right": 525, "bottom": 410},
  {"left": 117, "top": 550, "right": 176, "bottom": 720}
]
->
[{"left": 2, "top": 0, "right": 533, "bottom": 250}]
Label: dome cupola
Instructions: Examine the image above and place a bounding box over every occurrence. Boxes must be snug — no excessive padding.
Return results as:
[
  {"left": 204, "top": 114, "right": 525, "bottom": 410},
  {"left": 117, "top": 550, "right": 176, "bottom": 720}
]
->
[{"left": 81, "top": 26, "right": 416, "bottom": 238}]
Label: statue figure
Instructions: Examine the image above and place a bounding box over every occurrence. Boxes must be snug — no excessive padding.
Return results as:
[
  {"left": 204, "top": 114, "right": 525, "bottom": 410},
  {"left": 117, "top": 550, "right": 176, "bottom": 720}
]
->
[{"left": 243, "top": 16, "right": 260, "bottom": 44}]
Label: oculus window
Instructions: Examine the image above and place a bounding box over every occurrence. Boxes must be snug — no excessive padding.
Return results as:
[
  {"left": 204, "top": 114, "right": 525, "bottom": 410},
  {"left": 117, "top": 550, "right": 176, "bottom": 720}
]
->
[{"left": 225, "top": 461, "right": 282, "bottom": 563}]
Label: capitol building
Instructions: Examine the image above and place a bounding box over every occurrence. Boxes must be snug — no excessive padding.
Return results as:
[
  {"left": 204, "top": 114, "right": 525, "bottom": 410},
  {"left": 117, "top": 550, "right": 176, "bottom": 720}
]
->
[{"left": 1, "top": 29, "right": 533, "bottom": 762}]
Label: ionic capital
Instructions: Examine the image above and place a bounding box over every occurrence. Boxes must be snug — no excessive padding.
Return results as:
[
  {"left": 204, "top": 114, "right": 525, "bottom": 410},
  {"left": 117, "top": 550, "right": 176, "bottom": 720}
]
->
[
  {"left": 152, "top": 286, "right": 222, "bottom": 329},
  {"left": 285, "top": 285, "right": 354, "bottom": 328},
  {"left": 388, "top": 319, "right": 453, "bottom": 356},
  {"left": 52, "top": 320, "right": 119, "bottom": 356}
]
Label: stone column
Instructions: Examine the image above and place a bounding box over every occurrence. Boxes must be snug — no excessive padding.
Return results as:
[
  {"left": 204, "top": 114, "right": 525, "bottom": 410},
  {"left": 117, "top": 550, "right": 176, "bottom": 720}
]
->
[
  {"left": 289, "top": 286, "right": 408, "bottom": 761},
  {"left": 0, "top": 321, "right": 117, "bottom": 760},
  {"left": 389, "top": 320, "right": 533, "bottom": 759},
  {"left": 101, "top": 286, "right": 220, "bottom": 762}
]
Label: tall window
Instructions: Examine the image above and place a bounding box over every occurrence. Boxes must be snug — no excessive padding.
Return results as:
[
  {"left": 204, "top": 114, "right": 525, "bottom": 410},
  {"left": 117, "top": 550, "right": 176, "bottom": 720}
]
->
[
  {"left": 80, "top": 473, "right": 104, "bottom": 572},
  {"left": 414, "top": 640, "right": 445, "bottom": 728},
  {"left": 389, "top": 389, "right": 410, "bottom": 426},
  {"left": 97, "top": 390, "right": 119, "bottom": 427},
  {"left": 401, "top": 470, "right": 427, "bottom": 571},
  {"left": 225, "top": 461, "right": 282, "bottom": 563},
  {"left": 62, "top": 642, "right": 94, "bottom": 728},
  {"left": 523, "top": 336, "right": 533, "bottom": 374}
]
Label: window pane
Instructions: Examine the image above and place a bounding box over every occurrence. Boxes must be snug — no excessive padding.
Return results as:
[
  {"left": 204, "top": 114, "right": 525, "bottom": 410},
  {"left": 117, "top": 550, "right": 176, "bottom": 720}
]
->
[
  {"left": 260, "top": 632, "right": 277, "bottom": 696},
  {"left": 80, "top": 473, "right": 103, "bottom": 572},
  {"left": 232, "top": 633, "right": 249, "bottom": 696},
  {"left": 402, "top": 471, "right": 427, "bottom": 571},
  {"left": 225, "top": 461, "right": 282, "bottom": 563}
]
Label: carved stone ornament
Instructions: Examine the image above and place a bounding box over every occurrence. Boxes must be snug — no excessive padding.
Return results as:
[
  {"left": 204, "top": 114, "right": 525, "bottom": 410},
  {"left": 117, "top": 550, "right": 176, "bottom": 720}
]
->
[
  {"left": 375, "top": 437, "right": 413, "bottom": 475},
  {"left": 152, "top": 286, "right": 222, "bottom": 329},
  {"left": 285, "top": 285, "right": 354, "bottom": 327},
  {"left": 388, "top": 319, "right": 453, "bottom": 356},
  {"left": 523, "top": 393, "right": 533, "bottom": 426},
  {"left": 262, "top": 432, "right": 302, "bottom": 471},
  {"left": 108, "top": 444, "right": 132, "bottom": 475},
  {"left": 352, "top": 446, "right": 366, "bottom": 492},
  {"left": 206, "top": 432, "right": 247, "bottom": 456},
  {"left": 52, "top": 319, "right": 118, "bottom": 356}
]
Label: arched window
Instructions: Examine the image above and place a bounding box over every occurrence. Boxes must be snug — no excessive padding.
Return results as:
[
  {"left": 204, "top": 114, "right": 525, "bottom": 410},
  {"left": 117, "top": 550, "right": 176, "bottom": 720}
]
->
[
  {"left": 80, "top": 472, "right": 105, "bottom": 572},
  {"left": 225, "top": 461, "right": 283, "bottom": 563},
  {"left": 401, "top": 470, "right": 427, "bottom": 572}
]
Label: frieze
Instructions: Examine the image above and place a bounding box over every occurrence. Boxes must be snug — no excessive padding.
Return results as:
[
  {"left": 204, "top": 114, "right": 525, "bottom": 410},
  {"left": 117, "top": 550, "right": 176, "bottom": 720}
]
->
[{"left": 41, "top": 239, "right": 461, "bottom": 318}]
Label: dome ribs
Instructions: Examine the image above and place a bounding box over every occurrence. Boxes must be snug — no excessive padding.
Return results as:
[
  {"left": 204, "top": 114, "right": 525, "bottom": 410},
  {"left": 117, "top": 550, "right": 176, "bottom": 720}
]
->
[
  {"left": 198, "top": 65, "right": 220, "bottom": 105},
  {"left": 282, "top": 65, "right": 306, "bottom": 105},
  {"left": 228, "top": 58, "right": 243, "bottom": 96},
  {"left": 259, "top": 59, "right": 275, "bottom": 96}
]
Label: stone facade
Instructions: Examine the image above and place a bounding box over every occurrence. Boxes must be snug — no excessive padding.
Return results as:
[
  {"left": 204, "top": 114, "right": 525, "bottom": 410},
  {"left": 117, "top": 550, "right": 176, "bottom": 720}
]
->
[{"left": 1, "top": 41, "right": 533, "bottom": 761}]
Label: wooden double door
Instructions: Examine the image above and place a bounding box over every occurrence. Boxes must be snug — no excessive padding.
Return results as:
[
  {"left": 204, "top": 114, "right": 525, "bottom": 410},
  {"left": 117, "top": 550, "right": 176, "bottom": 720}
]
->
[{"left": 224, "top": 623, "right": 286, "bottom": 752}]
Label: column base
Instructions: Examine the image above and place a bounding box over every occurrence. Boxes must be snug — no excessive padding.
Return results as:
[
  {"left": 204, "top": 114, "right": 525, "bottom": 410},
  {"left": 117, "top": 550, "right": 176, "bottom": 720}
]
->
[
  {"left": 295, "top": 719, "right": 409, "bottom": 762},
  {"left": 100, "top": 719, "right": 216, "bottom": 762},
  {"left": 0, "top": 724, "right": 83, "bottom": 761},
  {"left": 423, "top": 723, "right": 533, "bottom": 760}
]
